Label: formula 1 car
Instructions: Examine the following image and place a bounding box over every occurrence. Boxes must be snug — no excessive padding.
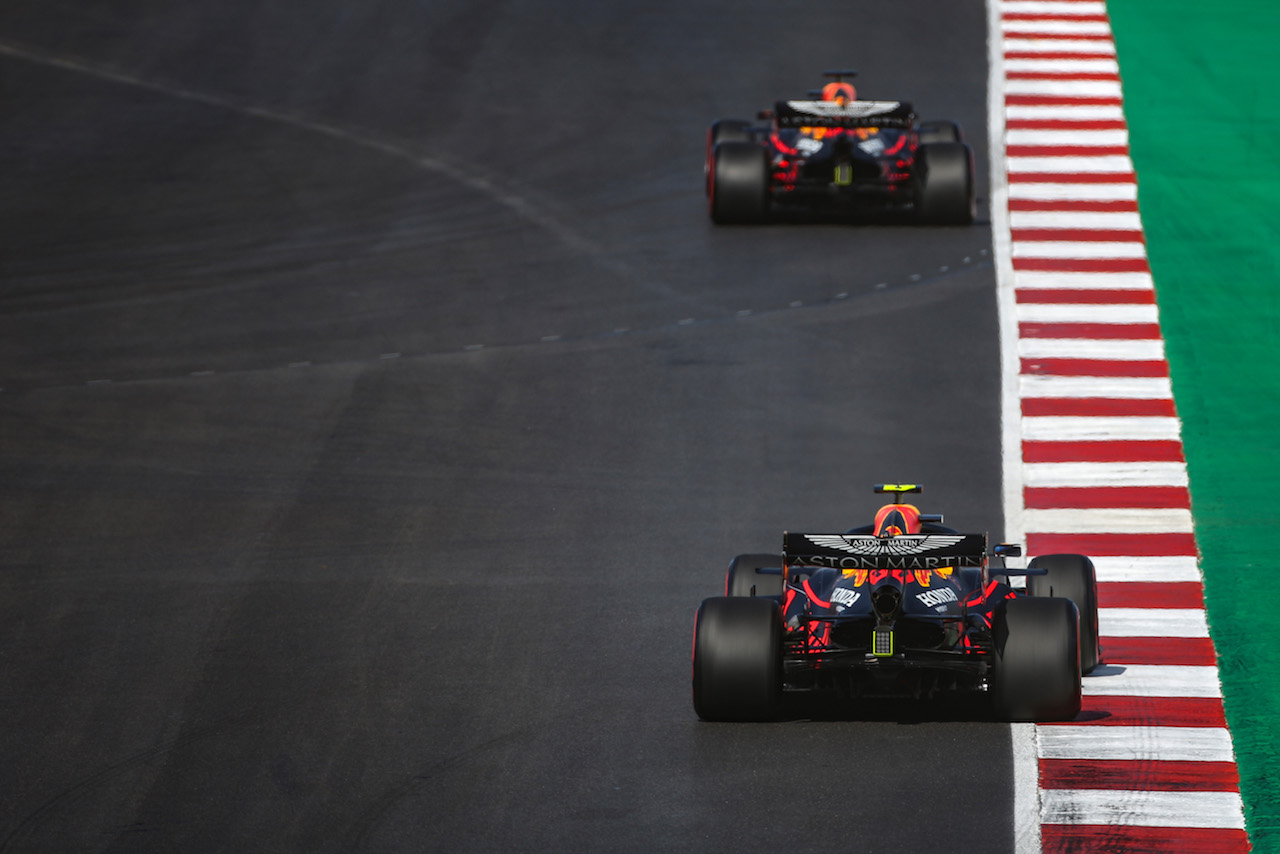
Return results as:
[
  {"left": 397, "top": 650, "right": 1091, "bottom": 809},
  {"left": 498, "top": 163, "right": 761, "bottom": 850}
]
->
[
  {"left": 692, "top": 485, "right": 1100, "bottom": 722},
  {"left": 705, "top": 70, "right": 975, "bottom": 225}
]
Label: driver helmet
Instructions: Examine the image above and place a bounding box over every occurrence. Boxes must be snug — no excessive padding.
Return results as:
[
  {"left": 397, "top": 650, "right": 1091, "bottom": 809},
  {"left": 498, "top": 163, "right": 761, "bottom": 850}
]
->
[
  {"left": 821, "top": 81, "right": 857, "bottom": 105},
  {"left": 873, "top": 503, "right": 922, "bottom": 537}
]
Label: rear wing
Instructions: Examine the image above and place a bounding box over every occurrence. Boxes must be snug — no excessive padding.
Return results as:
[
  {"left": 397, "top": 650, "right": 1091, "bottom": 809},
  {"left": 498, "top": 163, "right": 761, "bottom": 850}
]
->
[
  {"left": 774, "top": 100, "right": 915, "bottom": 130},
  {"left": 783, "top": 532, "right": 988, "bottom": 570}
]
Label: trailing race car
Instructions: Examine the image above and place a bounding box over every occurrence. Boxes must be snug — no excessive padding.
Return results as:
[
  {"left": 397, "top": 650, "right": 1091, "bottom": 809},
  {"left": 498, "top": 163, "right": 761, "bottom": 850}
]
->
[
  {"left": 705, "top": 70, "right": 975, "bottom": 225},
  {"left": 692, "top": 484, "right": 1100, "bottom": 722}
]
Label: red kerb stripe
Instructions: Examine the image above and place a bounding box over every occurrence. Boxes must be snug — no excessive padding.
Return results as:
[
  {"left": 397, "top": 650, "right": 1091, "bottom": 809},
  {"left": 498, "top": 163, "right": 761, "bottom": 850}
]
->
[
  {"left": 1011, "top": 229, "right": 1145, "bottom": 243},
  {"left": 1016, "top": 289, "right": 1154, "bottom": 304},
  {"left": 1013, "top": 257, "right": 1151, "bottom": 273},
  {"left": 1009, "top": 171, "right": 1136, "bottom": 183},
  {"left": 1006, "top": 95, "right": 1123, "bottom": 108},
  {"left": 1040, "top": 758, "right": 1239, "bottom": 790},
  {"left": 1024, "top": 485, "right": 1191, "bottom": 509},
  {"left": 1041, "top": 825, "right": 1250, "bottom": 854},
  {"left": 1003, "top": 12, "right": 1111, "bottom": 21},
  {"left": 1021, "top": 398, "right": 1177, "bottom": 417},
  {"left": 1026, "top": 532, "right": 1197, "bottom": 556},
  {"left": 1023, "top": 440, "right": 1185, "bottom": 462},
  {"left": 1018, "top": 322, "right": 1162, "bottom": 340},
  {"left": 1005, "top": 51, "right": 1119, "bottom": 61},
  {"left": 1020, "top": 357, "right": 1169, "bottom": 377},
  {"left": 1102, "top": 636, "right": 1218, "bottom": 666},
  {"left": 1008, "top": 197, "right": 1136, "bottom": 210},
  {"left": 1007, "top": 119, "right": 1129, "bottom": 131},
  {"left": 1098, "top": 580, "right": 1204, "bottom": 608}
]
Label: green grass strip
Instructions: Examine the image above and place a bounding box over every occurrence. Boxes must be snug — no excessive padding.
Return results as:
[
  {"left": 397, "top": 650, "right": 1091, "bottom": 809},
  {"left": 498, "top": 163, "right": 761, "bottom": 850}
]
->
[{"left": 1109, "top": 0, "right": 1280, "bottom": 848}]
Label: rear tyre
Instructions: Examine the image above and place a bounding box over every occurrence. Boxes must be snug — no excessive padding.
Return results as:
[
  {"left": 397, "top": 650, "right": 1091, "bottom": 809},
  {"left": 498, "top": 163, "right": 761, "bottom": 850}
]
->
[
  {"left": 1028, "top": 553, "right": 1101, "bottom": 673},
  {"left": 991, "top": 596, "right": 1081, "bottom": 722},
  {"left": 706, "top": 120, "right": 755, "bottom": 195},
  {"left": 725, "top": 553, "right": 784, "bottom": 598},
  {"left": 917, "top": 120, "right": 962, "bottom": 144},
  {"left": 709, "top": 141, "right": 769, "bottom": 224},
  {"left": 913, "top": 142, "right": 975, "bottom": 225},
  {"left": 692, "top": 597, "right": 782, "bottom": 721}
]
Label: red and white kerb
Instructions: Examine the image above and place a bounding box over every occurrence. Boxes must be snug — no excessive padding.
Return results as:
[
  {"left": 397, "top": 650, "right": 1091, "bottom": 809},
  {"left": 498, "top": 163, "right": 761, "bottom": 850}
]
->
[{"left": 989, "top": 0, "right": 1251, "bottom": 851}]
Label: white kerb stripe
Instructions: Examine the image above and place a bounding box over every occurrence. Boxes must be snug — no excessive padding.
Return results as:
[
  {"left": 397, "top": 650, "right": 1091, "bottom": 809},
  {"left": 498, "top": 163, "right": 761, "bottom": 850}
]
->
[
  {"left": 1039, "top": 726, "right": 1235, "bottom": 762},
  {"left": 1101, "top": 608, "right": 1209, "bottom": 638},
  {"left": 1091, "top": 555, "right": 1201, "bottom": 583},
  {"left": 1005, "top": 80, "right": 1124, "bottom": 99},
  {"left": 1013, "top": 241, "right": 1147, "bottom": 259},
  {"left": 1022, "top": 416, "right": 1182, "bottom": 441},
  {"left": 1005, "top": 104, "right": 1126, "bottom": 121},
  {"left": 1081, "top": 664, "right": 1222, "bottom": 698},
  {"left": 1014, "top": 270, "right": 1154, "bottom": 290},
  {"left": 1007, "top": 127, "right": 1128, "bottom": 146},
  {"left": 1005, "top": 58, "right": 1121, "bottom": 74},
  {"left": 1002, "top": 19, "right": 1113, "bottom": 36},
  {"left": 1009, "top": 182, "right": 1138, "bottom": 202},
  {"left": 1016, "top": 303, "right": 1157, "bottom": 323},
  {"left": 1003, "top": 37, "right": 1116, "bottom": 55},
  {"left": 1019, "top": 338, "right": 1165, "bottom": 360},
  {"left": 1007, "top": 155, "right": 1135, "bottom": 174},
  {"left": 1023, "top": 507, "right": 1193, "bottom": 533},
  {"left": 1041, "top": 790, "right": 1245, "bottom": 830},
  {"left": 1002, "top": 1, "right": 1109, "bottom": 16},
  {"left": 1018, "top": 376, "right": 1173, "bottom": 399},
  {"left": 1010, "top": 211, "right": 1144, "bottom": 230},
  {"left": 1023, "top": 462, "right": 1189, "bottom": 488}
]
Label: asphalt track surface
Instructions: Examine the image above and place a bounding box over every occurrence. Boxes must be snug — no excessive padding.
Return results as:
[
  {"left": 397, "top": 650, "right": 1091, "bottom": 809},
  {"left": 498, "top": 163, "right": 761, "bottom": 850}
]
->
[{"left": 0, "top": 2, "right": 1006, "bottom": 851}]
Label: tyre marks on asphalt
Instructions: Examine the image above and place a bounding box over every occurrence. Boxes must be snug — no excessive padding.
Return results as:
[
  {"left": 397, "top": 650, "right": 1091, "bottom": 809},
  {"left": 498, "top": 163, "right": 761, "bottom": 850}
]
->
[{"left": 992, "top": 1, "right": 1251, "bottom": 850}]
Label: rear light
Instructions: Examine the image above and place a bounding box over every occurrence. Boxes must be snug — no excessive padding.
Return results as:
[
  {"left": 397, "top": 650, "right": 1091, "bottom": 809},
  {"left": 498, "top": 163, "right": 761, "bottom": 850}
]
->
[{"left": 872, "top": 625, "right": 894, "bottom": 657}]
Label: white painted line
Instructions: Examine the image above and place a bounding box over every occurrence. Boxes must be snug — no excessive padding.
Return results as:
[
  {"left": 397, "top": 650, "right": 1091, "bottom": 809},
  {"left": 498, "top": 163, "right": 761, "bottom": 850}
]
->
[
  {"left": 1009, "top": 182, "right": 1138, "bottom": 202},
  {"left": 1010, "top": 210, "right": 1144, "bottom": 230},
  {"left": 1022, "top": 416, "right": 1182, "bottom": 441},
  {"left": 1012, "top": 240, "right": 1147, "bottom": 259},
  {"left": 1101, "top": 608, "right": 1209, "bottom": 638},
  {"left": 1039, "top": 725, "right": 1235, "bottom": 762},
  {"left": 1024, "top": 461, "right": 1189, "bottom": 488},
  {"left": 1018, "top": 375, "right": 1172, "bottom": 398},
  {"left": 1005, "top": 79, "right": 1125, "bottom": 99},
  {"left": 1002, "top": 19, "right": 1113, "bottom": 36},
  {"left": 1007, "top": 126, "right": 1128, "bottom": 145},
  {"left": 1042, "top": 790, "right": 1245, "bottom": 829},
  {"left": 1003, "top": 37, "right": 1116, "bottom": 55},
  {"left": 1005, "top": 57, "right": 1120, "bottom": 74},
  {"left": 1007, "top": 155, "right": 1135, "bottom": 173},
  {"left": 1019, "top": 338, "right": 1165, "bottom": 360},
  {"left": 1092, "top": 555, "right": 1202, "bottom": 583},
  {"left": 1015, "top": 302, "right": 1158, "bottom": 323},
  {"left": 1081, "top": 664, "right": 1222, "bottom": 698}
]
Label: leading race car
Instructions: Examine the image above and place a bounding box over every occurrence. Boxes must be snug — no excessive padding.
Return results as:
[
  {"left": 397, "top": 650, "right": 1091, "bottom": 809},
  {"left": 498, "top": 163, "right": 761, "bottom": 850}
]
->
[
  {"left": 705, "top": 70, "right": 975, "bottom": 225},
  {"left": 692, "top": 484, "right": 1101, "bottom": 722}
]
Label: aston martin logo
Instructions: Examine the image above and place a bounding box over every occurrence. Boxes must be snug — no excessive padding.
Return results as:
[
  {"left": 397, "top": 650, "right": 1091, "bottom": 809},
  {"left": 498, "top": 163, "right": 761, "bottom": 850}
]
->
[
  {"left": 786, "top": 100, "right": 902, "bottom": 118},
  {"left": 804, "top": 534, "right": 966, "bottom": 557}
]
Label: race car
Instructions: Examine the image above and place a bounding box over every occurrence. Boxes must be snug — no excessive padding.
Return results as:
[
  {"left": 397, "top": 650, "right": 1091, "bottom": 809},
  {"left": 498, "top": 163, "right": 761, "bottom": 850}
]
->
[
  {"left": 692, "top": 484, "right": 1100, "bottom": 722},
  {"left": 705, "top": 70, "right": 975, "bottom": 225}
]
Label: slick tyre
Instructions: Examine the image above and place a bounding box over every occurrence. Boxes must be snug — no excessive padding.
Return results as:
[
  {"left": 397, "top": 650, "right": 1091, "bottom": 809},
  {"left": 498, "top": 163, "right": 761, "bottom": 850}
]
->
[
  {"left": 706, "top": 120, "right": 755, "bottom": 195},
  {"left": 709, "top": 141, "right": 769, "bottom": 224},
  {"left": 692, "top": 597, "right": 782, "bottom": 721},
  {"left": 992, "top": 596, "right": 1081, "bottom": 722},
  {"left": 917, "top": 120, "right": 962, "bottom": 144},
  {"left": 1028, "top": 553, "right": 1102, "bottom": 674},
  {"left": 914, "top": 142, "right": 975, "bottom": 225},
  {"left": 725, "top": 553, "right": 784, "bottom": 598}
]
